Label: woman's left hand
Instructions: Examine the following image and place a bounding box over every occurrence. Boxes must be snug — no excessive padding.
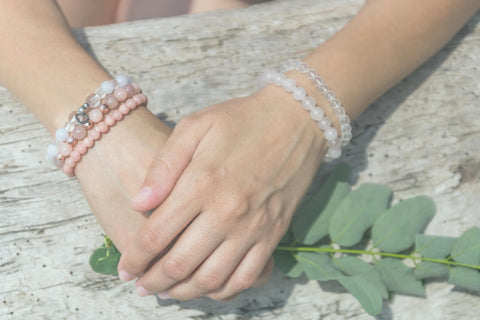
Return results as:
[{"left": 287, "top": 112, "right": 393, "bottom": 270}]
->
[{"left": 117, "top": 85, "right": 327, "bottom": 301}]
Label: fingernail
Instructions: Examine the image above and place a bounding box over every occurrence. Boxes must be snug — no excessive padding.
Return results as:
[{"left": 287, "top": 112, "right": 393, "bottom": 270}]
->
[
  {"left": 132, "top": 187, "right": 152, "bottom": 204},
  {"left": 136, "top": 286, "right": 151, "bottom": 297},
  {"left": 157, "top": 291, "right": 171, "bottom": 300},
  {"left": 118, "top": 270, "right": 135, "bottom": 282}
]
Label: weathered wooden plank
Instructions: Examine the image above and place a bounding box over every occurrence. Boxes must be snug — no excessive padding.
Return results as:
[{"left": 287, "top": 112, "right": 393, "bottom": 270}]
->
[{"left": 1, "top": 0, "right": 480, "bottom": 319}]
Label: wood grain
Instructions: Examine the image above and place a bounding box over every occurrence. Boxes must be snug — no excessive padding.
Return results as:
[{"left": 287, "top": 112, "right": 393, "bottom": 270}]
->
[{"left": 1, "top": 0, "right": 479, "bottom": 319}]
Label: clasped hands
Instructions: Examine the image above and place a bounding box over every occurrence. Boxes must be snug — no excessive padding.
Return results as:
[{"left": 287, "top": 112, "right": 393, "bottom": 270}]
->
[{"left": 117, "top": 86, "right": 327, "bottom": 301}]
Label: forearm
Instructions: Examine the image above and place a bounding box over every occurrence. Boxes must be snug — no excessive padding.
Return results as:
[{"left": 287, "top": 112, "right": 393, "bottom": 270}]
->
[
  {"left": 0, "top": 0, "right": 110, "bottom": 133},
  {"left": 298, "top": 0, "right": 480, "bottom": 123}
]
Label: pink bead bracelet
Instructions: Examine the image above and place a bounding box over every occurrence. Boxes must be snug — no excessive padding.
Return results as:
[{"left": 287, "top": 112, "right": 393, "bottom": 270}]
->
[{"left": 46, "top": 76, "right": 148, "bottom": 176}]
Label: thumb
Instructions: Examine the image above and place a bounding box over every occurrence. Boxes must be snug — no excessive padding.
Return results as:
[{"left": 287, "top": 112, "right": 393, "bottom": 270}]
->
[{"left": 131, "top": 117, "right": 204, "bottom": 212}]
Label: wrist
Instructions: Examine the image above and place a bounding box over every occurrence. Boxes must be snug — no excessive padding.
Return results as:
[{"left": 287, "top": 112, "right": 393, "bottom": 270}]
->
[{"left": 252, "top": 84, "right": 328, "bottom": 158}]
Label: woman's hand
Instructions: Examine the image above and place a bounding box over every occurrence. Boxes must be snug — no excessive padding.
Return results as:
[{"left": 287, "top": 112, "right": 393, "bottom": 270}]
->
[{"left": 118, "top": 85, "right": 328, "bottom": 300}]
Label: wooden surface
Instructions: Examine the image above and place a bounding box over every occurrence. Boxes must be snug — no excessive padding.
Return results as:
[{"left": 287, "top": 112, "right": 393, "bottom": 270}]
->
[{"left": 1, "top": 0, "right": 480, "bottom": 319}]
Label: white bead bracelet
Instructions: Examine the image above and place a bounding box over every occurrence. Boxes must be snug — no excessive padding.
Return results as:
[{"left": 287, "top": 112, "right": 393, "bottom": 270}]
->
[
  {"left": 280, "top": 59, "right": 352, "bottom": 147},
  {"left": 258, "top": 70, "right": 342, "bottom": 161}
]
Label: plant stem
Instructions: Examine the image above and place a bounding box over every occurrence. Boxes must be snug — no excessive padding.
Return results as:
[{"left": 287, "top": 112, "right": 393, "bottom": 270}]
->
[{"left": 276, "top": 245, "right": 480, "bottom": 271}]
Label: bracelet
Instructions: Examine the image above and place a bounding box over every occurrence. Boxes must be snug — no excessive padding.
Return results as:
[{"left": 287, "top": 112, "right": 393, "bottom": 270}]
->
[
  {"left": 280, "top": 59, "right": 352, "bottom": 147},
  {"left": 46, "top": 75, "right": 147, "bottom": 176},
  {"left": 258, "top": 70, "right": 342, "bottom": 161}
]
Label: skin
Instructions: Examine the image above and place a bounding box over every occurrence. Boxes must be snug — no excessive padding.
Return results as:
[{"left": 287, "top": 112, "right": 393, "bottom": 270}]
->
[{"left": 1, "top": 0, "right": 479, "bottom": 303}]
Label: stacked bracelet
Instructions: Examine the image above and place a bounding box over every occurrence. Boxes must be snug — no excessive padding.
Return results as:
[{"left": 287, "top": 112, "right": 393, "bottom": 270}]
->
[
  {"left": 280, "top": 59, "right": 352, "bottom": 147},
  {"left": 46, "top": 75, "right": 147, "bottom": 176},
  {"left": 258, "top": 71, "right": 342, "bottom": 161},
  {"left": 258, "top": 60, "right": 352, "bottom": 161}
]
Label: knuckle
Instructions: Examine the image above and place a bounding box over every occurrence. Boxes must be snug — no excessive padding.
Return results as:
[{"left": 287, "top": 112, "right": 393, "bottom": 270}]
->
[
  {"left": 231, "top": 273, "right": 256, "bottom": 292},
  {"left": 195, "top": 272, "right": 224, "bottom": 291},
  {"left": 162, "top": 256, "right": 190, "bottom": 281},
  {"left": 152, "top": 154, "right": 174, "bottom": 176},
  {"left": 138, "top": 227, "right": 168, "bottom": 255}
]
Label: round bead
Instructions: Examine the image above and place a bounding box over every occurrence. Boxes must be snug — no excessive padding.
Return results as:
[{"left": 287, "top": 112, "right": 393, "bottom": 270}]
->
[
  {"left": 104, "top": 94, "right": 119, "bottom": 109},
  {"left": 273, "top": 73, "right": 286, "bottom": 86},
  {"left": 54, "top": 157, "right": 64, "bottom": 169},
  {"left": 64, "top": 158, "right": 76, "bottom": 167},
  {"left": 282, "top": 78, "right": 297, "bottom": 93},
  {"left": 318, "top": 117, "right": 331, "bottom": 130},
  {"left": 292, "top": 87, "right": 307, "bottom": 101},
  {"left": 70, "top": 151, "right": 81, "bottom": 162},
  {"left": 105, "top": 115, "right": 116, "bottom": 127},
  {"left": 324, "top": 127, "right": 338, "bottom": 141},
  {"left": 124, "top": 84, "right": 136, "bottom": 98},
  {"left": 302, "top": 96, "right": 316, "bottom": 111},
  {"left": 328, "top": 147, "right": 342, "bottom": 159},
  {"left": 46, "top": 144, "right": 59, "bottom": 162},
  {"left": 83, "top": 137, "right": 94, "bottom": 148},
  {"left": 86, "top": 93, "right": 100, "bottom": 108},
  {"left": 111, "top": 110, "right": 123, "bottom": 121},
  {"left": 71, "top": 124, "right": 87, "bottom": 140},
  {"left": 264, "top": 70, "right": 276, "bottom": 82},
  {"left": 342, "top": 131, "right": 353, "bottom": 142},
  {"left": 96, "top": 122, "right": 109, "bottom": 133},
  {"left": 100, "top": 80, "right": 115, "bottom": 95},
  {"left": 133, "top": 94, "right": 143, "bottom": 105},
  {"left": 114, "top": 87, "right": 128, "bottom": 101},
  {"left": 307, "top": 70, "right": 319, "bottom": 80},
  {"left": 341, "top": 123, "right": 352, "bottom": 133},
  {"left": 115, "top": 75, "right": 129, "bottom": 87},
  {"left": 99, "top": 104, "right": 109, "bottom": 114},
  {"left": 126, "top": 99, "right": 136, "bottom": 110},
  {"left": 58, "top": 142, "right": 73, "bottom": 156},
  {"left": 340, "top": 115, "right": 350, "bottom": 125},
  {"left": 55, "top": 128, "right": 69, "bottom": 142},
  {"left": 62, "top": 165, "right": 74, "bottom": 177},
  {"left": 88, "top": 108, "right": 103, "bottom": 123},
  {"left": 75, "top": 143, "right": 88, "bottom": 155},
  {"left": 88, "top": 129, "right": 101, "bottom": 141},
  {"left": 119, "top": 103, "right": 130, "bottom": 115},
  {"left": 310, "top": 107, "right": 324, "bottom": 121},
  {"left": 328, "top": 138, "right": 341, "bottom": 149}
]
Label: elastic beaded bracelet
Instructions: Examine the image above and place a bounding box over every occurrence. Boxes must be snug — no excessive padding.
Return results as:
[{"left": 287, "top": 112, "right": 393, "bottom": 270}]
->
[
  {"left": 46, "top": 75, "right": 147, "bottom": 176},
  {"left": 258, "top": 70, "right": 342, "bottom": 161},
  {"left": 280, "top": 59, "right": 352, "bottom": 147}
]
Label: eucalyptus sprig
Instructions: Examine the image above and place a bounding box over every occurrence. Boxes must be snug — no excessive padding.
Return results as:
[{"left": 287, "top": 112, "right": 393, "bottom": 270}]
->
[
  {"left": 275, "top": 163, "right": 480, "bottom": 315},
  {"left": 89, "top": 163, "right": 480, "bottom": 316}
]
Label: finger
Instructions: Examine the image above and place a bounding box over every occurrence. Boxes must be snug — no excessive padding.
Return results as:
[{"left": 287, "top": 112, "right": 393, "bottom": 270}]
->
[
  {"left": 208, "top": 244, "right": 273, "bottom": 301},
  {"left": 133, "top": 211, "right": 227, "bottom": 296},
  {"left": 253, "top": 256, "right": 274, "bottom": 287},
  {"left": 131, "top": 116, "right": 207, "bottom": 212},
  {"left": 163, "top": 240, "right": 254, "bottom": 300},
  {"left": 118, "top": 183, "right": 203, "bottom": 281}
]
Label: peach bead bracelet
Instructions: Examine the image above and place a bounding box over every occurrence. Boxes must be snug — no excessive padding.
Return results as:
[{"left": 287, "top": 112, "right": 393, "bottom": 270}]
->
[{"left": 46, "top": 75, "right": 147, "bottom": 177}]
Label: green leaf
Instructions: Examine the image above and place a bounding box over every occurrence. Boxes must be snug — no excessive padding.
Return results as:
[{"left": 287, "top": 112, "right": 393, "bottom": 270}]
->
[
  {"left": 329, "top": 184, "right": 391, "bottom": 246},
  {"left": 273, "top": 250, "right": 304, "bottom": 278},
  {"left": 334, "top": 256, "right": 388, "bottom": 299},
  {"left": 415, "top": 261, "right": 450, "bottom": 279},
  {"left": 414, "top": 234, "right": 456, "bottom": 279},
  {"left": 372, "top": 196, "right": 435, "bottom": 253},
  {"left": 338, "top": 275, "right": 384, "bottom": 316},
  {"left": 292, "top": 163, "right": 351, "bottom": 245},
  {"left": 89, "top": 245, "right": 121, "bottom": 276},
  {"left": 450, "top": 227, "right": 480, "bottom": 265},
  {"left": 415, "top": 234, "right": 456, "bottom": 258},
  {"left": 295, "top": 252, "right": 343, "bottom": 281},
  {"left": 375, "top": 258, "right": 425, "bottom": 296},
  {"left": 448, "top": 267, "right": 480, "bottom": 292}
]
